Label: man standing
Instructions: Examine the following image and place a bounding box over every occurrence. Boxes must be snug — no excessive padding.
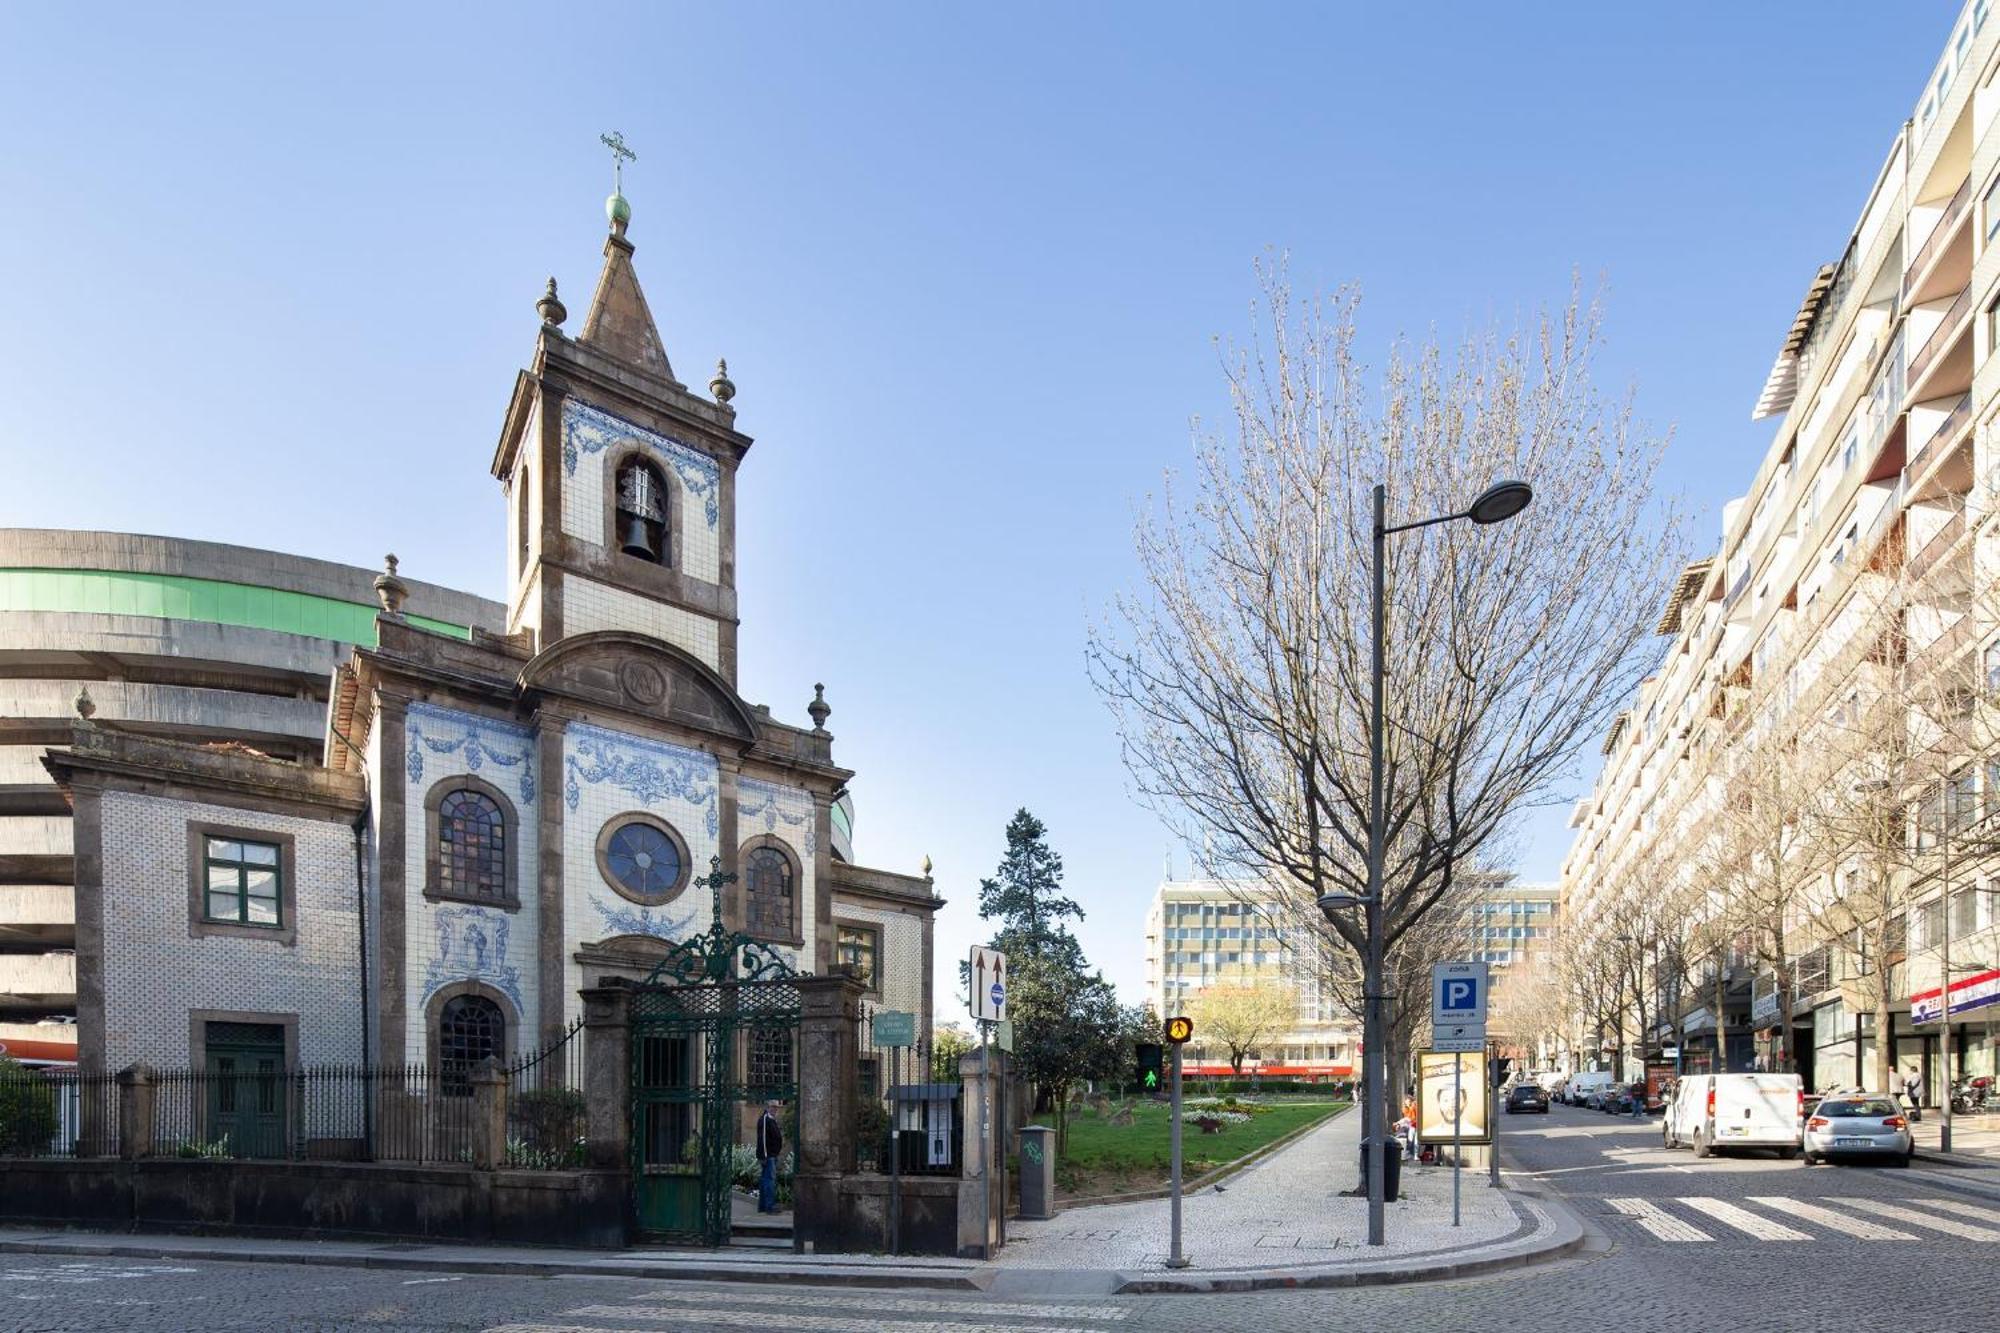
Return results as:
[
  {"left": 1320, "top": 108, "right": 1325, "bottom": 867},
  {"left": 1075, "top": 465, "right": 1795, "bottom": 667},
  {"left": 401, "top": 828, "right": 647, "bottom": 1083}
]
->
[
  {"left": 1904, "top": 1068, "right": 1923, "bottom": 1124},
  {"left": 756, "top": 1100, "right": 785, "bottom": 1214}
]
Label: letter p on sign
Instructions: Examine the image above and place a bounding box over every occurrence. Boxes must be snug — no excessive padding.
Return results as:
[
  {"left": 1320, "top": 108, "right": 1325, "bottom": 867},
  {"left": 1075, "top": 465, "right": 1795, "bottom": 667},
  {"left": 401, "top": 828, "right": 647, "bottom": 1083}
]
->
[{"left": 1443, "top": 980, "right": 1475, "bottom": 1010}]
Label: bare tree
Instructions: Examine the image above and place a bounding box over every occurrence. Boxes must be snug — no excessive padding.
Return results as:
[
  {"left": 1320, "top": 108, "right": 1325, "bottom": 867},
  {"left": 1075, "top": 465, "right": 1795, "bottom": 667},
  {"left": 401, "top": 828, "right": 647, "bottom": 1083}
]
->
[
  {"left": 1089, "top": 269, "right": 1683, "bottom": 1064},
  {"left": 1188, "top": 980, "right": 1298, "bottom": 1075}
]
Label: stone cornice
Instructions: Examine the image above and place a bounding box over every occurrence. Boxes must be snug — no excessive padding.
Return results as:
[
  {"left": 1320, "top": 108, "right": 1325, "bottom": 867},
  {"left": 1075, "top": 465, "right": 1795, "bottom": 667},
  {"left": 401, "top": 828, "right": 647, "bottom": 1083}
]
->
[{"left": 42, "top": 725, "right": 366, "bottom": 820}]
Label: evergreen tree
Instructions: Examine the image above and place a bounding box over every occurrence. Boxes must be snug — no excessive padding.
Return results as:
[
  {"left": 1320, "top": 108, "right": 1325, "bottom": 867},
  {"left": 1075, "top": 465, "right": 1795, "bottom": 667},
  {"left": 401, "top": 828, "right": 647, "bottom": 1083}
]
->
[{"left": 977, "top": 808, "right": 1084, "bottom": 968}]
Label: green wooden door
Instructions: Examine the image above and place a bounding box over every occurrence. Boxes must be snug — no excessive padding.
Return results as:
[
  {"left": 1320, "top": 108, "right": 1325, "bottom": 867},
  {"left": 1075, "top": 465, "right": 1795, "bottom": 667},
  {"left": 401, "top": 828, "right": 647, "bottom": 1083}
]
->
[{"left": 204, "top": 1023, "right": 287, "bottom": 1158}]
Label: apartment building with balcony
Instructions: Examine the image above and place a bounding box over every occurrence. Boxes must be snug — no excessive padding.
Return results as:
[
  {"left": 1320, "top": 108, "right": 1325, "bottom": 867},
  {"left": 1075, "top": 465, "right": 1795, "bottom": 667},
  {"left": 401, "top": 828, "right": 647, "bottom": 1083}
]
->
[
  {"left": 1141, "top": 877, "right": 1359, "bottom": 1079},
  {"left": 1559, "top": 0, "right": 2000, "bottom": 1103}
]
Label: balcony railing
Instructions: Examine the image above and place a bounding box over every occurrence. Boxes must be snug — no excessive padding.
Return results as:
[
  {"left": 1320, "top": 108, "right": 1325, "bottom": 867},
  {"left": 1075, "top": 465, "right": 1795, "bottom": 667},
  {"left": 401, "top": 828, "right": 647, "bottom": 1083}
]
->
[
  {"left": 1904, "top": 177, "right": 1972, "bottom": 293},
  {"left": 1904, "top": 392, "right": 1972, "bottom": 482},
  {"left": 1907, "top": 509, "right": 1968, "bottom": 583},
  {"left": 1907, "top": 286, "right": 1972, "bottom": 389}
]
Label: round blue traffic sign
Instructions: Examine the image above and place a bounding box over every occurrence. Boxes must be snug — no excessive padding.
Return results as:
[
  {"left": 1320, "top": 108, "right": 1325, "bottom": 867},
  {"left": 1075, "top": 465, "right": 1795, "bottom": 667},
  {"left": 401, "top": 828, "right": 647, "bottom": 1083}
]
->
[{"left": 989, "top": 982, "right": 1005, "bottom": 1010}]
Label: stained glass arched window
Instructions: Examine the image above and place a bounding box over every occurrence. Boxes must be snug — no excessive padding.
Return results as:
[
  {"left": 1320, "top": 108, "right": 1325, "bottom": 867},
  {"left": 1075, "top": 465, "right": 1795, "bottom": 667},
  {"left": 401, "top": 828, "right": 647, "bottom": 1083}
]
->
[
  {"left": 745, "top": 844, "right": 796, "bottom": 940},
  {"left": 438, "top": 788, "right": 507, "bottom": 903}
]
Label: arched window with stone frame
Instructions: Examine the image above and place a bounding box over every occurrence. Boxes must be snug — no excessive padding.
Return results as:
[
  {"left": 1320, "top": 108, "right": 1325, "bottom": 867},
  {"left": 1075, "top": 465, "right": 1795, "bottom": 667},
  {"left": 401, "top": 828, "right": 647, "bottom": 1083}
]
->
[
  {"left": 740, "top": 837, "right": 801, "bottom": 946},
  {"left": 614, "top": 454, "right": 671, "bottom": 565},
  {"left": 424, "top": 776, "right": 519, "bottom": 910},
  {"left": 431, "top": 986, "right": 512, "bottom": 1095}
]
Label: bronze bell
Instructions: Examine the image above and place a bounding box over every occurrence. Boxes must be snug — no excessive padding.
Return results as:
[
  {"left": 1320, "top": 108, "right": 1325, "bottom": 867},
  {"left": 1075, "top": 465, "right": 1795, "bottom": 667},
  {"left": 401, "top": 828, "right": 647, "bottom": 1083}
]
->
[{"left": 619, "top": 512, "right": 658, "bottom": 561}]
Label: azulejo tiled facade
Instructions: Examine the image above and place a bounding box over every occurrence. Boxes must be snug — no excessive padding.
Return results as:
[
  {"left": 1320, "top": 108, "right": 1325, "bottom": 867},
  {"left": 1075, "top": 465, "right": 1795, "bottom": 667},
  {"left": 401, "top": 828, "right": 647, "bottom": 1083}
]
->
[{"left": 45, "top": 194, "right": 943, "bottom": 1081}]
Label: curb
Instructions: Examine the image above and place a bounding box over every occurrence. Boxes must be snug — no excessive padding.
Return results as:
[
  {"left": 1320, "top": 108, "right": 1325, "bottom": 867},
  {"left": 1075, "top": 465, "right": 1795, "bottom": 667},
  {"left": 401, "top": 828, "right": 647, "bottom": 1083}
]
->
[
  {"left": 1109, "top": 1189, "right": 1587, "bottom": 1294},
  {"left": 0, "top": 1236, "right": 985, "bottom": 1291},
  {"left": 1058, "top": 1104, "right": 1351, "bottom": 1209}
]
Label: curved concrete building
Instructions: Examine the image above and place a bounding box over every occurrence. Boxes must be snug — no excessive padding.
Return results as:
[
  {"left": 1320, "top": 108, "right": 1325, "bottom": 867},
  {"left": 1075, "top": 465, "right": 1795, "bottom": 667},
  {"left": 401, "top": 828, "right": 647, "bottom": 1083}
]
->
[{"left": 0, "top": 530, "right": 503, "bottom": 1020}]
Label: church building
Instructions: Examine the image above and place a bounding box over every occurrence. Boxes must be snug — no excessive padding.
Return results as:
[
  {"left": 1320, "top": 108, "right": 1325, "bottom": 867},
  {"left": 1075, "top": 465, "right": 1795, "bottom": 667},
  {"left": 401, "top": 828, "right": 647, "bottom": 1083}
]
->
[{"left": 43, "top": 183, "right": 941, "bottom": 1084}]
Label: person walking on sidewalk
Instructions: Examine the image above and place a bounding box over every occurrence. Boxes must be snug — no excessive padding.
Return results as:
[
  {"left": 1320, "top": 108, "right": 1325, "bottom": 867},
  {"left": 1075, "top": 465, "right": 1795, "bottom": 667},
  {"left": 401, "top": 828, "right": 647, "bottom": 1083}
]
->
[
  {"left": 1904, "top": 1068, "right": 1923, "bottom": 1123},
  {"left": 756, "top": 1100, "right": 785, "bottom": 1213}
]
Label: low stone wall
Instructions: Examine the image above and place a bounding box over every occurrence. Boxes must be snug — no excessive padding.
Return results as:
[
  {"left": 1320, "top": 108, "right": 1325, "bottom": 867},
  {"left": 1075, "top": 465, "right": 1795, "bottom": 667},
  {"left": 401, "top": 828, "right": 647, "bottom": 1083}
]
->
[
  {"left": 825, "top": 1174, "right": 982, "bottom": 1257},
  {"left": 0, "top": 1159, "right": 626, "bottom": 1248}
]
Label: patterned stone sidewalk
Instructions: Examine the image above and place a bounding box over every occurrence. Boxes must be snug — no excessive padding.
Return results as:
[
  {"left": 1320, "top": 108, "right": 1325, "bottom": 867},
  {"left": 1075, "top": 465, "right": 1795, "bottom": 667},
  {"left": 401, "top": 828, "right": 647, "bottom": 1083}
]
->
[{"left": 997, "top": 1103, "right": 1519, "bottom": 1273}]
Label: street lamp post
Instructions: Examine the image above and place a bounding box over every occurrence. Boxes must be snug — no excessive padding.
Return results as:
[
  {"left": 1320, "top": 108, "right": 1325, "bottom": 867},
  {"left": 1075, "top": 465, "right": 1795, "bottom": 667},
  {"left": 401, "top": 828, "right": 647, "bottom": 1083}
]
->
[{"left": 1319, "top": 477, "right": 1531, "bottom": 1248}]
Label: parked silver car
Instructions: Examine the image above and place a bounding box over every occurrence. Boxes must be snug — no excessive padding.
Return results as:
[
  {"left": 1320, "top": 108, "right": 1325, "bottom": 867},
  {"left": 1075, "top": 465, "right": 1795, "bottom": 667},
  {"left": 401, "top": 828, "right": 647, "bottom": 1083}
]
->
[{"left": 1802, "top": 1095, "right": 1912, "bottom": 1166}]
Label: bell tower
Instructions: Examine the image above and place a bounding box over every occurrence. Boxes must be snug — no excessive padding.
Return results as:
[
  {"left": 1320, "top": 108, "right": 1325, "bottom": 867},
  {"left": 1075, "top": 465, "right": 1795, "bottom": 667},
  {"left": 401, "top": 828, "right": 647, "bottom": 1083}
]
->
[{"left": 490, "top": 139, "right": 750, "bottom": 684}]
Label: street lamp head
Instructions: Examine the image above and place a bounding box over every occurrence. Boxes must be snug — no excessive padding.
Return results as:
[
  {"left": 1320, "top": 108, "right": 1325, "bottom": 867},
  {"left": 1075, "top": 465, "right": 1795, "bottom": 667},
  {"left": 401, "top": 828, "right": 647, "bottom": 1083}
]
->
[
  {"left": 1467, "top": 480, "right": 1533, "bottom": 526},
  {"left": 1317, "top": 891, "right": 1368, "bottom": 915}
]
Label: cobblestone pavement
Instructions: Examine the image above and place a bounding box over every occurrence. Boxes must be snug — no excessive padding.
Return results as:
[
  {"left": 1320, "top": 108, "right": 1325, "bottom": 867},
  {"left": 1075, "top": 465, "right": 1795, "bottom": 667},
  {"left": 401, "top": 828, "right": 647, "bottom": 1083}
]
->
[
  {"left": 7, "top": 1104, "right": 1999, "bottom": 1331},
  {"left": 1001, "top": 1100, "right": 1516, "bottom": 1269}
]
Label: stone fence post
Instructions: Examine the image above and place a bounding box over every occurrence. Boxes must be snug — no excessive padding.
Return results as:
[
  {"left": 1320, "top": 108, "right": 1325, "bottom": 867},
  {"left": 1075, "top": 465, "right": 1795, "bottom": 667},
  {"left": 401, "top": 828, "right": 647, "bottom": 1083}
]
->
[
  {"left": 469, "top": 1058, "right": 508, "bottom": 1171},
  {"left": 579, "top": 984, "right": 632, "bottom": 1170},
  {"left": 116, "top": 1064, "right": 156, "bottom": 1161},
  {"left": 792, "top": 974, "right": 863, "bottom": 1252}
]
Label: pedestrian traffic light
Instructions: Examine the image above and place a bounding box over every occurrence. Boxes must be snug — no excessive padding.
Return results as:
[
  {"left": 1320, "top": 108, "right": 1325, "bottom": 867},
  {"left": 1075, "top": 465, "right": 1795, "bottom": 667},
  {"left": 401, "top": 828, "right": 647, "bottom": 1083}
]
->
[
  {"left": 1136, "top": 1042, "right": 1164, "bottom": 1091},
  {"left": 1164, "top": 1015, "right": 1194, "bottom": 1044}
]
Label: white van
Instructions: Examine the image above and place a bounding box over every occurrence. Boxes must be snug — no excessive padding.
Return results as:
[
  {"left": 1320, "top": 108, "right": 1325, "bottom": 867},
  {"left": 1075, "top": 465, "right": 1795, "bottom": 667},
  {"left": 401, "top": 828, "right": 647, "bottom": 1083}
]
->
[
  {"left": 1563, "top": 1070, "right": 1614, "bottom": 1106},
  {"left": 1662, "top": 1073, "right": 1804, "bottom": 1158}
]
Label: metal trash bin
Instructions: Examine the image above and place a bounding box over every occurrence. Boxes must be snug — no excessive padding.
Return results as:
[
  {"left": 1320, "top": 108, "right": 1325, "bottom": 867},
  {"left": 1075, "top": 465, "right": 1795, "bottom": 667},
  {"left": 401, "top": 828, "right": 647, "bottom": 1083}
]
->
[
  {"left": 1358, "top": 1136, "right": 1402, "bottom": 1202},
  {"left": 1017, "top": 1124, "right": 1057, "bottom": 1220}
]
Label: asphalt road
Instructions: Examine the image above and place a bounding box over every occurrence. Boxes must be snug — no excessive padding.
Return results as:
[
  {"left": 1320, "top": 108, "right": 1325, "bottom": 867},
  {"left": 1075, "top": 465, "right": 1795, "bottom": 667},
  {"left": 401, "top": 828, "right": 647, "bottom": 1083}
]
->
[{"left": 4, "top": 1105, "right": 1996, "bottom": 1332}]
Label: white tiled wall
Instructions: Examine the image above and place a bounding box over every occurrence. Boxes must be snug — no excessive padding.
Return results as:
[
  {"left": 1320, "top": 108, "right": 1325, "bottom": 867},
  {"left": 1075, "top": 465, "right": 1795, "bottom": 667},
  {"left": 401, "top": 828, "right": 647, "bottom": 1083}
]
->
[
  {"left": 561, "top": 578, "right": 721, "bottom": 672},
  {"left": 558, "top": 400, "right": 722, "bottom": 584},
  {"left": 397, "top": 703, "right": 541, "bottom": 1057},
  {"left": 836, "top": 899, "right": 925, "bottom": 1021},
  {"left": 560, "top": 722, "right": 722, "bottom": 1023},
  {"left": 98, "top": 790, "right": 363, "bottom": 1070}
]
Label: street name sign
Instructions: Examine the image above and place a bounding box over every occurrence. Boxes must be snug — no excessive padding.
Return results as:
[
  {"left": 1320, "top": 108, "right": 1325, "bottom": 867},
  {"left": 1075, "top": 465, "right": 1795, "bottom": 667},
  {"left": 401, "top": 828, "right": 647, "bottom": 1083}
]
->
[
  {"left": 996, "top": 1019, "right": 1015, "bottom": 1053},
  {"left": 970, "top": 945, "right": 1008, "bottom": 1022},
  {"left": 873, "top": 1010, "right": 916, "bottom": 1048},
  {"left": 1431, "top": 960, "right": 1489, "bottom": 1025}
]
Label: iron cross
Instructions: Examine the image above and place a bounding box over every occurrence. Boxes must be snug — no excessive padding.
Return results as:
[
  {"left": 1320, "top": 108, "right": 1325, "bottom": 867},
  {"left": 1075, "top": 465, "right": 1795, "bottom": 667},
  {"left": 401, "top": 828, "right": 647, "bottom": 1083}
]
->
[
  {"left": 600, "top": 130, "right": 637, "bottom": 191},
  {"left": 695, "top": 854, "right": 737, "bottom": 923}
]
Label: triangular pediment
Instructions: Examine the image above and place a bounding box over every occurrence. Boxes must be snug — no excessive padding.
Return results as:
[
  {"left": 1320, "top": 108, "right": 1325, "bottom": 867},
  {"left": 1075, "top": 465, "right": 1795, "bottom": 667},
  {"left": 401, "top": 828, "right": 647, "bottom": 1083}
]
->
[{"left": 518, "top": 631, "right": 756, "bottom": 745}]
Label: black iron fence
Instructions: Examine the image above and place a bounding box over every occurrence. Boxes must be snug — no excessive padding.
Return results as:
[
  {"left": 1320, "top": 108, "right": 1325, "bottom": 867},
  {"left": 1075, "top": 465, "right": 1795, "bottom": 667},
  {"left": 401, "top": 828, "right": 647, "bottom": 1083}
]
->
[
  {"left": 502, "top": 1016, "right": 588, "bottom": 1169},
  {"left": 2, "top": 1022, "right": 590, "bottom": 1169},
  {"left": 0, "top": 1066, "right": 118, "bottom": 1159}
]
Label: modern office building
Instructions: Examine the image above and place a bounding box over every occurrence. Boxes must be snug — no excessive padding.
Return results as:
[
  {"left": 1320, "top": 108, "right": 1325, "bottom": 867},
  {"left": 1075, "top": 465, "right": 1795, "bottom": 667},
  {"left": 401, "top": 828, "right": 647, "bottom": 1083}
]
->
[
  {"left": 1141, "top": 876, "right": 1359, "bottom": 1078},
  {"left": 1559, "top": 0, "right": 2000, "bottom": 1098}
]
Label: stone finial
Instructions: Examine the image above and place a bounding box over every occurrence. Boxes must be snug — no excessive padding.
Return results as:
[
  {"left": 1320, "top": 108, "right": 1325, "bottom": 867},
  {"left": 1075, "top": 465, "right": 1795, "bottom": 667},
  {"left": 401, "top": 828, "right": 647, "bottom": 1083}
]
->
[
  {"left": 921, "top": 854, "right": 933, "bottom": 878},
  {"left": 537, "top": 276, "right": 567, "bottom": 328},
  {"left": 709, "top": 357, "right": 736, "bottom": 405},
  {"left": 373, "top": 553, "right": 409, "bottom": 616},
  {"left": 73, "top": 686, "right": 96, "bottom": 722},
  {"left": 807, "top": 682, "right": 831, "bottom": 732}
]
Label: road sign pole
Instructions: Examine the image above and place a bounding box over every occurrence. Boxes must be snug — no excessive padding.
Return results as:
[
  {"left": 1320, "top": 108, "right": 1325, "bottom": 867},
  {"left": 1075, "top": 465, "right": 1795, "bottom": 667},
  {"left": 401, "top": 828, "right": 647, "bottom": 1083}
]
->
[
  {"left": 1452, "top": 1052, "right": 1462, "bottom": 1228},
  {"left": 981, "top": 1019, "right": 993, "bottom": 1260},
  {"left": 1167, "top": 1038, "right": 1188, "bottom": 1268},
  {"left": 1489, "top": 1040, "right": 1500, "bottom": 1187},
  {"left": 890, "top": 1043, "right": 902, "bottom": 1258}
]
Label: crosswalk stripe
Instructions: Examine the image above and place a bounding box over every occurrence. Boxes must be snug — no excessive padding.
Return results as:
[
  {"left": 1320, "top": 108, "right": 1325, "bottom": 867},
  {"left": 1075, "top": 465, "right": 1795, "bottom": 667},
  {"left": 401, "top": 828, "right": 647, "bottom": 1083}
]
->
[
  {"left": 1827, "top": 1198, "right": 2000, "bottom": 1241},
  {"left": 1925, "top": 1197, "right": 2000, "bottom": 1225},
  {"left": 1677, "top": 1197, "right": 1811, "bottom": 1240},
  {"left": 624, "top": 1292, "right": 1128, "bottom": 1320},
  {"left": 1747, "top": 1197, "right": 1914, "bottom": 1240},
  {"left": 1606, "top": 1197, "right": 1712, "bottom": 1241},
  {"left": 538, "top": 1307, "right": 1112, "bottom": 1333}
]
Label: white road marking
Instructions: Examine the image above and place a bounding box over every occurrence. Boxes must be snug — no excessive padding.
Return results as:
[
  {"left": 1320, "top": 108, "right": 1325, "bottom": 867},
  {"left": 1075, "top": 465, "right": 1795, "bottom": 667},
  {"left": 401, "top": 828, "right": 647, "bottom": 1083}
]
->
[
  {"left": 402, "top": 1276, "right": 465, "bottom": 1285},
  {"left": 489, "top": 1318, "right": 1111, "bottom": 1333},
  {"left": 0, "top": 1264, "right": 199, "bottom": 1284},
  {"left": 1828, "top": 1198, "right": 2000, "bottom": 1241},
  {"left": 627, "top": 1291, "right": 1128, "bottom": 1319},
  {"left": 1747, "top": 1197, "right": 1914, "bottom": 1240},
  {"left": 1924, "top": 1196, "right": 2000, "bottom": 1225},
  {"left": 1605, "top": 1197, "right": 1712, "bottom": 1241},
  {"left": 1678, "top": 1196, "right": 1812, "bottom": 1240}
]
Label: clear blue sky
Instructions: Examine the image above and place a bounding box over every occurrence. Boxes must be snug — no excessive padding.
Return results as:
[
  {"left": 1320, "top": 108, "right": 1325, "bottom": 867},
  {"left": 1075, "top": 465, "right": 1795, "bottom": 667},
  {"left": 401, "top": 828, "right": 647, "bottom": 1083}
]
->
[{"left": 0, "top": 3, "right": 1963, "bottom": 1007}]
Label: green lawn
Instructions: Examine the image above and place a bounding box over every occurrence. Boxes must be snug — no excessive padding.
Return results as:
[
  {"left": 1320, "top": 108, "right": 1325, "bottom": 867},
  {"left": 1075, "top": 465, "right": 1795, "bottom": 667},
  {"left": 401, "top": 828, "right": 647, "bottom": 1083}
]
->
[{"left": 1054, "top": 1099, "right": 1346, "bottom": 1198}]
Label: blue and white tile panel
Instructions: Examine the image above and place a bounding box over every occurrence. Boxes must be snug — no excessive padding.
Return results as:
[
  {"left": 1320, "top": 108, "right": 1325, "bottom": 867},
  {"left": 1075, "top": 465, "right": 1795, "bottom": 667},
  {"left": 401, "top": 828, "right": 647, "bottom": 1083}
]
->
[
  {"left": 560, "top": 722, "right": 720, "bottom": 1021},
  {"left": 558, "top": 400, "right": 721, "bottom": 584},
  {"left": 400, "top": 703, "right": 541, "bottom": 1055}
]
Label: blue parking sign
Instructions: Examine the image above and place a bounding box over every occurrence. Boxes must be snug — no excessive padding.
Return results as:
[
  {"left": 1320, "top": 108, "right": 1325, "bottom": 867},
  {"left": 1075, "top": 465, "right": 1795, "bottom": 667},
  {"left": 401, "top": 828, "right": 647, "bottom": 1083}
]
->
[{"left": 1431, "top": 962, "right": 1489, "bottom": 1024}]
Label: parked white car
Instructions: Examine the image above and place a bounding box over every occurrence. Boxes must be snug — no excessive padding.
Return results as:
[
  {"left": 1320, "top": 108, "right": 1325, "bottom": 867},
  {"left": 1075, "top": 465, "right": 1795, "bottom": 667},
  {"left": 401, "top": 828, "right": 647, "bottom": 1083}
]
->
[
  {"left": 1662, "top": 1073, "right": 1804, "bottom": 1159},
  {"left": 1563, "top": 1070, "right": 1613, "bottom": 1106}
]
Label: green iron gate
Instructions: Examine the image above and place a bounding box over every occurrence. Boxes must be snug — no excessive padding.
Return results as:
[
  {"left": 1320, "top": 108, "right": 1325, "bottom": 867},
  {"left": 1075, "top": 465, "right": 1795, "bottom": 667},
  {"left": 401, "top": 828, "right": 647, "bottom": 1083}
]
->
[{"left": 630, "top": 857, "right": 800, "bottom": 1247}]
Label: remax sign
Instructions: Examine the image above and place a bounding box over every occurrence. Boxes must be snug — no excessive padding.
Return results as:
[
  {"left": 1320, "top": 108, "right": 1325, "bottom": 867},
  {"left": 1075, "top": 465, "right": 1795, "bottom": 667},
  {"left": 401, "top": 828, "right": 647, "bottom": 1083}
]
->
[{"left": 1431, "top": 961, "right": 1489, "bottom": 1025}]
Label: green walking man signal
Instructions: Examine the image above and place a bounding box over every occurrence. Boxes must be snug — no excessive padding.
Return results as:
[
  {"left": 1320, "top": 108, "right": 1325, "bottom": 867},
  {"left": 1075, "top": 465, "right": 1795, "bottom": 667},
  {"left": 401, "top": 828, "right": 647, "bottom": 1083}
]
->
[{"left": 1137, "top": 1042, "right": 1164, "bottom": 1091}]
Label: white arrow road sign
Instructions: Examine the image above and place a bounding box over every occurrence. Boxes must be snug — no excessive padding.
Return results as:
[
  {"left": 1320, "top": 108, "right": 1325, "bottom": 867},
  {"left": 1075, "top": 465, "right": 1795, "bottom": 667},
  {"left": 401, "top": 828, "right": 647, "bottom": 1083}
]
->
[{"left": 971, "top": 945, "right": 1009, "bottom": 1022}]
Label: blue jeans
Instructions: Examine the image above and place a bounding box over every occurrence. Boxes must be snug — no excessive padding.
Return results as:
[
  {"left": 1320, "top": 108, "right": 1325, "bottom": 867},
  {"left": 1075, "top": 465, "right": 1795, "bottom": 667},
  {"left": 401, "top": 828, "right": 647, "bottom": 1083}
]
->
[{"left": 758, "top": 1155, "right": 777, "bottom": 1212}]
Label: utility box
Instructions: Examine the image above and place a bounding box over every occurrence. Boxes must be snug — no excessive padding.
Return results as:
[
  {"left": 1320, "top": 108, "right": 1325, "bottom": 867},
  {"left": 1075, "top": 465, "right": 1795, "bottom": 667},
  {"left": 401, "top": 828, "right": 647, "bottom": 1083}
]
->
[{"left": 1017, "top": 1124, "right": 1057, "bottom": 1220}]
